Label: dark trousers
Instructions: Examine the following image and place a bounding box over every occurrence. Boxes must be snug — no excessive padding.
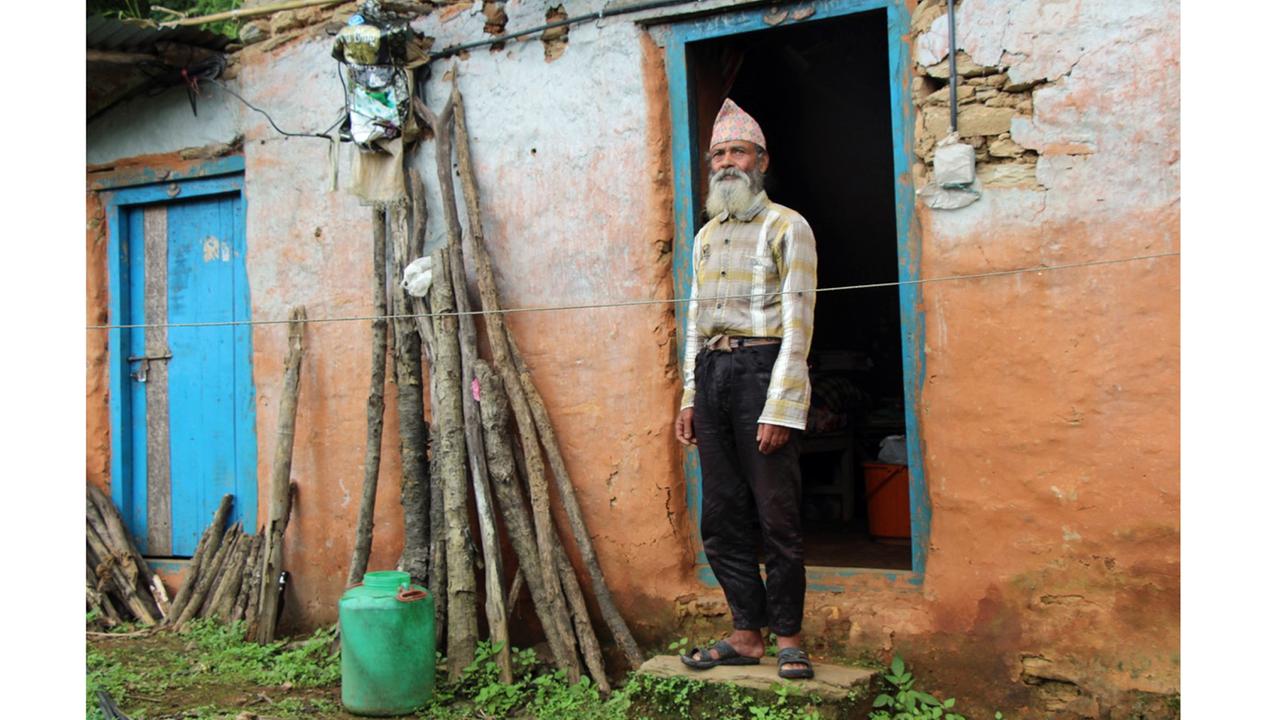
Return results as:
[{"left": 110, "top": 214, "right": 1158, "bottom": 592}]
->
[{"left": 694, "top": 345, "right": 806, "bottom": 637}]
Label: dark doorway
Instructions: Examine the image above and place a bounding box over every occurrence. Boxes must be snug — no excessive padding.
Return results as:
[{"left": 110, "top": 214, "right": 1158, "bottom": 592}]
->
[{"left": 687, "top": 9, "right": 910, "bottom": 570}]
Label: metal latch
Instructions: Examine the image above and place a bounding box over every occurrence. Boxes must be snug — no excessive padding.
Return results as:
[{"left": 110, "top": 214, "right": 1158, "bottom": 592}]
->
[{"left": 128, "top": 351, "right": 172, "bottom": 383}]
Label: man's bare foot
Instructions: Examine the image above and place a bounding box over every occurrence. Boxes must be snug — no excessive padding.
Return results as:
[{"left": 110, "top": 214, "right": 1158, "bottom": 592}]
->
[
  {"left": 776, "top": 633, "right": 808, "bottom": 674},
  {"left": 691, "top": 628, "right": 766, "bottom": 662}
]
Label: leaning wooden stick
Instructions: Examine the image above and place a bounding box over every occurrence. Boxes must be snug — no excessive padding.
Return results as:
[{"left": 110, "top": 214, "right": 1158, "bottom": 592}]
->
[
  {"left": 256, "top": 306, "right": 306, "bottom": 643},
  {"left": 510, "top": 341, "right": 645, "bottom": 667},
  {"left": 447, "top": 78, "right": 568, "bottom": 671},
  {"left": 451, "top": 78, "right": 644, "bottom": 668},
  {"left": 347, "top": 208, "right": 391, "bottom": 588},
  {"left": 552, "top": 536, "right": 610, "bottom": 693},
  {"left": 430, "top": 92, "right": 511, "bottom": 683},
  {"left": 175, "top": 522, "right": 241, "bottom": 628},
  {"left": 167, "top": 495, "right": 233, "bottom": 622},
  {"left": 475, "top": 361, "right": 581, "bottom": 681},
  {"left": 387, "top": 205, "right": 432, "bottom": 586},
  {"left": 87, "top": 523, "right": 159, "bottom": 625},
  {"left": 87, "top": 485, "right": 164, "bottom": 617},
  {"left": 428, "top": 244, "right": 480, "bottom": 680}
]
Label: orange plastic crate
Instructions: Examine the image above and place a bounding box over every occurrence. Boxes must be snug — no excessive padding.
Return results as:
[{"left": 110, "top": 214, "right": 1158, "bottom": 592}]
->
[{"left": 863, "top": 462, "right": 910, "bottom": 539}]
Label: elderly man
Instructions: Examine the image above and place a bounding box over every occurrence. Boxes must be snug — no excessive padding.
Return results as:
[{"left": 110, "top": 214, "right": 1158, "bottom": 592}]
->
[{"left": 675, "top": 98, "right": 817, "bottom": 680}]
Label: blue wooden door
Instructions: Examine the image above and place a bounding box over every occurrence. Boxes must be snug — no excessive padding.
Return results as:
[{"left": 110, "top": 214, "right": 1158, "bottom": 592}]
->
[{"left": 106, "top": 171, "right": 256, "bottom": 558}]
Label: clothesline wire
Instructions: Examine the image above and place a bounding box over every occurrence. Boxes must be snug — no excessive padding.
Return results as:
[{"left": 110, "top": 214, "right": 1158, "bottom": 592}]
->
[{"left": 85, "top": 250, "right": 1178, "bottom": 331}]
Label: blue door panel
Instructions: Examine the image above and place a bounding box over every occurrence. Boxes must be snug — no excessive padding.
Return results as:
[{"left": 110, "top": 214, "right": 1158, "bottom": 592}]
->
[
  {"left": 167, "top": 194, "right": 243, "bottom": 555},
  {"left": 105, "top": 170, "right": 256, "bottom": 558}
]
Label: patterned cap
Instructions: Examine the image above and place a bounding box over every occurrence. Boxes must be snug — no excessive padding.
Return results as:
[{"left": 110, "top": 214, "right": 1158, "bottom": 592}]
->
[{"left": 710, "top": 98, "right": 766, "bottom": 151}]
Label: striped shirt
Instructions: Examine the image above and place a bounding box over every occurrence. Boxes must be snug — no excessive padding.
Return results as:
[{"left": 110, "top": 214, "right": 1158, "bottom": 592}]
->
[{"left": 680, "top": 191, "right": 818, "bottom": 430}]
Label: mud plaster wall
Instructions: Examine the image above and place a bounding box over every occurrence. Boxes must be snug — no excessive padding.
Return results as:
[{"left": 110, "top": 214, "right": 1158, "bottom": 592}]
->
[
  {"left": 86, "top": 1, "right": 697, "bottom": 637},
  {"left": 665, "top": 1, "right": 1178, "bottom": 715},
  {"left": 86, "top": 0, "right": 1178, "bottom": 712},
  {"left": 793, "top": 1, "right": 1178, "bottom": 715}
]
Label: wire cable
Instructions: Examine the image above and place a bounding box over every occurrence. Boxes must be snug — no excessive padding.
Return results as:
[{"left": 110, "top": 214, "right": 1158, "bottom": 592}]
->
[
  {"left": 207, "top": 76, "right": 346, "bottom": 140},
  {"left": 86, "top": 250, "right": 1179, "bottom": 332}
]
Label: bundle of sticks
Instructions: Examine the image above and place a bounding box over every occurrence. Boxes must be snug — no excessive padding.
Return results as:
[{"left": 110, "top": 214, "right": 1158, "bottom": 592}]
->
[
  {"left": 159, "top": 494, "right": 284, "bottom": 637},
  {"left": 86, "top": 485, "right": 169, "bottom": 627},
  {"left": 343, "top": 71, "right": 642, "bottom": 692}
]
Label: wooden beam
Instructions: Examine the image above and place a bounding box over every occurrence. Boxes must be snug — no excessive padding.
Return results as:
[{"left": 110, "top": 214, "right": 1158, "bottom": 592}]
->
[{"left": 159, "top": 0, "right": 346, "bottom": 27}]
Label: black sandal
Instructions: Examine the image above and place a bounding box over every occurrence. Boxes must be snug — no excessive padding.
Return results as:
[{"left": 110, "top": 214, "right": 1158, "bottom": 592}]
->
[
  {"left": 776, "top": 647, "right": 815, "bottom": 679},
  {"left": 680, "top": 639, "right": 762, "bottom": 670}
]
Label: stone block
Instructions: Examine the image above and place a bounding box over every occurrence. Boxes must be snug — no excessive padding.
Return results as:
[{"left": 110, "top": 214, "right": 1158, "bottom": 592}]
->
[
  {"left": 923, "top": 51, "right": 1000, "bottom": 79},
  {"left": 978, "top": 162, "right": 1040, "bottom": 187},
  {"left": 957, "top": 105, "right": 1015, "bottom": 136},
  {"left": 269, "top": 10, "right": 304, "bottom": 35},
  {"left": 922, "top": 104, "right": 951, "bottom": 141},
  {"left": 239, "top": 20, "right": 267, "bottom": 45},
  {"left": 989, "top": 137, "right": 1026, "bottom": 158},
  {"left": 637, "top": 655, "right": 876, "bottom": 704},
  {"left": 925, "top": 84, "right": 973, "bottom": 106},
  {"left": 984, "top": 92, "right": 1024, "bottom": 108}
]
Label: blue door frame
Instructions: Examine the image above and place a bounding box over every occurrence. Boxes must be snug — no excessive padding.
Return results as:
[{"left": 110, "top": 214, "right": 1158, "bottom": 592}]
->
[
  {"left": 662, "top": 0, "right": 930, "bottom": 587},
  {"left": 98, "top": 156, "right": 258, "bottom": 556}
]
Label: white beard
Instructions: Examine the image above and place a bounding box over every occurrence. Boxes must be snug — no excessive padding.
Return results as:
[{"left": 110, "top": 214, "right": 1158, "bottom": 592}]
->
[{"left": 705, "top": 167, "right": 763, "bottom": 219}]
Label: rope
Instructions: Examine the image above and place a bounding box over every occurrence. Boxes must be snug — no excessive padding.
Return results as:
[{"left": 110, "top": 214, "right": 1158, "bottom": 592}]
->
[{"left": 86, "top": 251, "right": 1178, "bottom": 332}]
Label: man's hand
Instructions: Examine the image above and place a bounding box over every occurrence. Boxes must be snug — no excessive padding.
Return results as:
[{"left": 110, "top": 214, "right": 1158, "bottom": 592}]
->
[
  {"left": 676, "top": 407, "right": 697, "bottom": 446},
  {"left": 756, "top": 423, "right": 791, "bottom": 455}
]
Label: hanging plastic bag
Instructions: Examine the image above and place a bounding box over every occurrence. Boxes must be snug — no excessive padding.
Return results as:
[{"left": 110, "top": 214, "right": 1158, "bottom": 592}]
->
[{"left": 402, "top": 256, "right": 433, "bottom": 298}]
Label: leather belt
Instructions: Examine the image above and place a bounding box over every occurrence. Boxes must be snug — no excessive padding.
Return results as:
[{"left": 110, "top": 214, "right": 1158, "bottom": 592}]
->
[{"left": 705, "top": 335, "right": 782, "bottom": 352}]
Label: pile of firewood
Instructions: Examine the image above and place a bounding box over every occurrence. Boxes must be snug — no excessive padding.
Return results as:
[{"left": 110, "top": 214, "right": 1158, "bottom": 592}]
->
[
  {"left": 340, "top": 71, "right": 641, "bottom": 693},
  {"left": 86, "top": 485, "right": 169, "bottom": 627},
  {"left": 86, "top": 307, "right": 306, "bottom": 642}
]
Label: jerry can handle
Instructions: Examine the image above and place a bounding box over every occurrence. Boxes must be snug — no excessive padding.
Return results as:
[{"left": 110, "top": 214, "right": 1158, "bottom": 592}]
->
[{"left": 396, "top": 587, "right": 428, "bottom": 603}]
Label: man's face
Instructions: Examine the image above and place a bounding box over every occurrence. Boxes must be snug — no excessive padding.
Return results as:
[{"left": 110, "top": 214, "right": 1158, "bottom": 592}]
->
[{"left": 709, "top": 140, "right": 769, "bottom": 176}]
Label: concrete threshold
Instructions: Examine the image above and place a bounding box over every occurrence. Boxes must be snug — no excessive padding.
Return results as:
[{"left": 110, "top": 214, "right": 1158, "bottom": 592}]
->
[{"left": 637, "top": 655, "right": 877, "bottom": 703}]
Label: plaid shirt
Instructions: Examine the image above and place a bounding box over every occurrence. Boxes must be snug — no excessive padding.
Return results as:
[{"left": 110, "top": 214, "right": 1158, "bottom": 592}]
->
[{"left": 680, "top": 191, "right": 818, "bottom": 430}]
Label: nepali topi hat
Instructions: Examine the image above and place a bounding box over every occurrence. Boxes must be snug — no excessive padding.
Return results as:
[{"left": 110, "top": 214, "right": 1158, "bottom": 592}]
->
[{"left": 710, "top": 98, "right": 766, "bottom": 151}]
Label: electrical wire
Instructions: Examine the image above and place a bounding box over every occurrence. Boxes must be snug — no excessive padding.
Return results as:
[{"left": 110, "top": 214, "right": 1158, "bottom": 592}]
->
[
  {"left": 86, "top": 250, "right": 1179, "bottom": 331},
  {"left": 206, "top": 76, "right": 346, "bottom": 140}
]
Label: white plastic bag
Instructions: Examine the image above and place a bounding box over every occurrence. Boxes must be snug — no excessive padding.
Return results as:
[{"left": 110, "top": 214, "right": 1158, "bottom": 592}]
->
[
  {"left": 401, "top": 256, "right": 433, "bottom": 298},
  {"left": 934, "top": 133, "right": 976, "bottom": 188}
]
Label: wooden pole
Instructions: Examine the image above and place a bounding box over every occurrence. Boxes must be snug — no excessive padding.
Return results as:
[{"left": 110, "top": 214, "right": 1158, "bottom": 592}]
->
[
  {"left": 256, "top": 307, "right": 307, "bottom": 643},
  {"left": 347, "top": 208, "right": 391, "bottom": 587},
  {"left": 209, "top": 532, "right": 252, "bottom": 621},
  {"left": 406, "top": 105, "right": 451, "bottom": 645},
  {"left": 199, "top": 530, "right": 244, "bottom": 618},
  {"left": 232, "top": 534, "right": 263, "bottom": 622},
  {"left": 87, "top": 485, "right": 163, "bottom": 617},
  {"left": 429, "top": 96, "right": 511, "bottom": 683},
  {"left": 159, "top": 0, "right": 343, "bottom": 27},
  {"left": 475, "top": 362, "right": 581, "bottom": 681},
  {"left": 510, "top": 342, "right": 644, "bottom": 667},
  {"left": 387, "top": 204, "right": 433, "bottom": 585},
  {"left": 86, "top": 525, "right": 158, "bottom": 625},
  {"left": 451, "top": 78, "right": 644, "bottom": 668},
  {"left": 243, "top": 527, "right": 267, "bottom": 638},
  {"left": 166, "top": 495, "right": 233, "bottom": 623},
  {"left": 552, "top": 537, "right": 610, "bottom": 693},
  {"left": 428, "top": 244, "right": 479, "bottom": 680},
  {"left": 175, "top": 523, "right": 241, "bottom": 628},
  {"left": 446, "top": 78, "right": 567, "bottom": 667}
]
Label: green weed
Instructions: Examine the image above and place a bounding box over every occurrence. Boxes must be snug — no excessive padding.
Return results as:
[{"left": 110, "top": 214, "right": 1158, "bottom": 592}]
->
[{"left": 870, "top": 656, "right": 1003, "bottom": 720}]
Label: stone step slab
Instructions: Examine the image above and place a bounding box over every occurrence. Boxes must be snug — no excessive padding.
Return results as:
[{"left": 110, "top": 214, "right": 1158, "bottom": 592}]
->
[{"left": 637, "top": 654, "right": 878, "bottom": 704}]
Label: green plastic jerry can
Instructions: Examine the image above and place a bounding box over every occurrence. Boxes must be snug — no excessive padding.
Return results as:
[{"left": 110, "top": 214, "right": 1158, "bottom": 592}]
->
[{"left": 339, "top": 571, "right": 436, "bottom": 716}]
